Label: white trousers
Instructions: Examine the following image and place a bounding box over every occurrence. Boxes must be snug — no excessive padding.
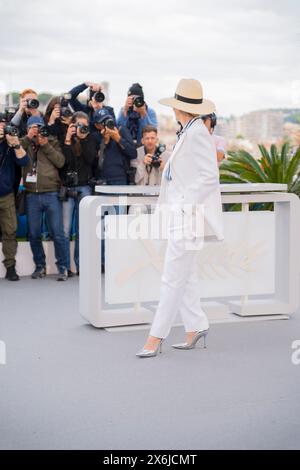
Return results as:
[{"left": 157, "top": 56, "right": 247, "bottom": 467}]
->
[{"left": 150, "top": 233, "right": 209, "bottom": 339}]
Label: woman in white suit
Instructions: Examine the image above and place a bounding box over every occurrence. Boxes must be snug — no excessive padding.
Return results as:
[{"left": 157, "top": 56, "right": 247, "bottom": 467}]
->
[{"left": 136, "top": 78, "right": 224, "bottom": 358}]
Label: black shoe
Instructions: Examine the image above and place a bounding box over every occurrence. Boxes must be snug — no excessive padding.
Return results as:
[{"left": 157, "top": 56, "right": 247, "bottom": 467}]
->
[
  {"left": 67, "top": 270, "right": 75, "bottom": 278},
  {"left": 57, "top": 269, "right": 68, "bottom": 281},
  {"left": 31, "top": 267, "right": 46, "bottom": 279},
  {"left": 5, "top": 265, "right": 19, "bottom": 281},
  {"left": 76, "top": 270, "right": 79, "bottom": 276}
]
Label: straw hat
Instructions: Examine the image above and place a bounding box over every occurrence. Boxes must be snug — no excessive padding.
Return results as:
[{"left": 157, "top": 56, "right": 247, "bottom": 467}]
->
[{"left": 159, "top": 78, "right": 215, "bottom": 115}]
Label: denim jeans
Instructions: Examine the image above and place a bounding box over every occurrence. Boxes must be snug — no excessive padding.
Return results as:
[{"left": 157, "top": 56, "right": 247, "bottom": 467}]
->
[
  {"left": 62, "top": 185, "right": 92, "bottom": 271},
  {"left": 26, "top": 192, "right": 66, "bottom": 272}
]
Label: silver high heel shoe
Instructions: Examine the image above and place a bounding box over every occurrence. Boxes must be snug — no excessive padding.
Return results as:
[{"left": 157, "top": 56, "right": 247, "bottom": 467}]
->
[
  {"left": 136, "top": 339, "right": 163, "bottom": 358},
  {"left": 172, "top": 329, "right": 209, "bottom": 350}
]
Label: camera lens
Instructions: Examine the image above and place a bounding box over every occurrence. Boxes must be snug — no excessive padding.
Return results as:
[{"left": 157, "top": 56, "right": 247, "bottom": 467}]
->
[
  {"left": 105, "top": 118, "right": 115, "bottom": 130},
  {"left": 77, "top": 124, "right": 89, "bottom": 134},
  {"left": 93, "top": 91, "right": 105, "bottom": 103},
  {"left": 61, "top": 108, "right": 73, "bottom": 118},
  {"left": 38, "top": 126, "right": 49, "bottom": 137},
  {"left": 133, "top": 96, "right": 145, "bottom": 108},
  {"left": 27, "top": 99, "right": 39, "bottom": 109}
]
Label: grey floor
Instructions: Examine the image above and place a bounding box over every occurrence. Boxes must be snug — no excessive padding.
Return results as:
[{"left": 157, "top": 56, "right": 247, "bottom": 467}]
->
[{"left": 0, "top": 276, "right": 300, "bottom": 450}]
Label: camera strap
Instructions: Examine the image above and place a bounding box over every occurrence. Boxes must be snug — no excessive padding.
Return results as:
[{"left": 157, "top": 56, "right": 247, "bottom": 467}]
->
[{"left": 97, "top": 139, "right": 106, "bottom": 171}]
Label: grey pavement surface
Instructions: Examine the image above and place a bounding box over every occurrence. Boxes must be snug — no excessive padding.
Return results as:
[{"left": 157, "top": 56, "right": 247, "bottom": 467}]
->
[{"left": 0, "top": 276, "right": 300, "bottom": 450}]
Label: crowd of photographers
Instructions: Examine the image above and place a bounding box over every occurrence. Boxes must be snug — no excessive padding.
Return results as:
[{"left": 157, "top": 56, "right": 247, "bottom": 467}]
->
[{"left": 0, "top": 81, "right": 225, "bottom": 282}]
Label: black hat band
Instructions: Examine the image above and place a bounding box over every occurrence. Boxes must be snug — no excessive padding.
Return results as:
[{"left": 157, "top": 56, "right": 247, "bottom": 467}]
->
[{"left": 174, "top": 94, "right": 203, "bottom": 104}]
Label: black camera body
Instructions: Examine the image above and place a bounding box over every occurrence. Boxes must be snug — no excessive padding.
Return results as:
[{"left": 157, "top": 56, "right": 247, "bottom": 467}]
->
[
  {"left": 4, "top": 125, "right": 19, "bottom": 137},
  {"left": 76, "top": 123, "right": 89, "bottom": 135},
  {"left": 59, "top": 170, "right": 80, "bottom": 201},
  {"left": 0, "top": 108, "right": 16, "bottom": 123},
  {"left": 58, "top": 185, "right": 81, "bottom": 201},
  {"left": 126, "top": 166, "right": 137, "bottom": 185},
  {"left": 26, "top": 98, "right": 39, "bottom": 109},
  {"left": 65, "top": 170, "right": 79, "bottom": 187},
  {"left": 38, "top": 126, "right": 50, "bottom": 137},
  {"left": 151, "top": 143, "right": 166, "bottom": 168},
  {"left": 133, "top": 96, "right": 145, "bottom": 108},
  {"left": 59, "top": 93, "right": 74, "bottom": 118}
]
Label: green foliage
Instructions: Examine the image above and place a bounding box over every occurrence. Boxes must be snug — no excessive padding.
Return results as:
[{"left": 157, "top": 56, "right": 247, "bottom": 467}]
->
[{"left": 219, "top": 144, "right": 300, "bottom": 197}]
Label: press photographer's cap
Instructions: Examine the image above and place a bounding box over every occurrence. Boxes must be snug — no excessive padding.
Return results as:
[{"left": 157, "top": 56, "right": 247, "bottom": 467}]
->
[
  {"left": 159, "top": 78, "right": 215, "bottom": 115},
  {"left": 27, "top": 116, "right": 45, "bottom": 128},
  {"left": 93, "top": 109, "right": 114, "bottom": 124},
  {"left": 128, "top": 83, "right": 144, "bottom": 98}
]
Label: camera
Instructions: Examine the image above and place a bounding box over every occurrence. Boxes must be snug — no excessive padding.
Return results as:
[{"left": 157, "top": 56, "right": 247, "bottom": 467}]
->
[
  {"left": 0, "top": 107, "right": 16, "bottom": 123},
  {"left": 151, "top": 143, "right": 166, "bottom": 168},
  {"left": 26, "top": 98, "right": 39, "bottom": 109},
  {"left": 4, "top": 125, "right": 19, "bottom": 137},
  {"left": 76, "top": 123, "right": 89, "bottom": 134},
  {"left": 58, "top": 185, "right": 81, "bottom": 201},
  {"left": 88, "top": 176, "right": 107, "bottom": 192},
  {"left": 103, "top": 117, "right": 115, "bottom": 130},
  {"left": 65, "top": 170, "right": 79, "bottom": 187},
  {"left": 38, "top": 126, "right": 50, "bottom": 137},
  {"left": 59, "top": 93, "right": 74, "bottom": 118},
  {"left": 133, "top": 96, "right": 145, "bottom": 108},
  {"left": 92, "top": 90, "right": 105, "bottom": 103},
  {"left": 126, "top": 166, "right": 137, "bottom": 185}
]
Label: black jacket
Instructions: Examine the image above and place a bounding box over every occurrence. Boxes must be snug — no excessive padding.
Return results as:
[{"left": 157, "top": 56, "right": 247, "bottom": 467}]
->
[
  {"left": 94, "top": 126, "right": 137, "bottom": 184},
  {"left": 61, "top": 133, "right": 98, "bottom": 186}
]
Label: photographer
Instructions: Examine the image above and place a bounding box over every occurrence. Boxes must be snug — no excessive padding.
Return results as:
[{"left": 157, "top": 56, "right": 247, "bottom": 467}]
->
[
  {"left": 135, "top": 125, "right": 170, "bottom": 186},
  {"left": 68, "top": 82, "right": 115, "bottom": 130},
  {"left": 93, "top": 108, "right": 137, "bottom": 273},
  {"left": 93, "top": 108, "right": 137, "bottom": 186},
  {"left": 21, "top": 116, "right": 67, "bottom": 281},
  {"left": 117, "top": 83, "right": 158, "bottom": 146},
  {"left": 202, "top": 113, "right": 226, "bottom": 164},
  {"left": 0, "top": 113, "right": 29, "bottom": 281},
  {"left": 61, "top": 112, "right": 98, "bottom": 276},
  {"left": 44, "top": 95, "right": 74, "bottom": 144},
  {"left": 11, "top": 89, "right": 42, "bottom": 137}
]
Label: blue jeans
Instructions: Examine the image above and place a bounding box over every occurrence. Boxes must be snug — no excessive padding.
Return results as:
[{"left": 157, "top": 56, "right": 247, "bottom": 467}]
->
[
  {"left": 62, "top": 185, "right": 92, "bottom": 271},
  {"left": 26, "top": 192, "right": 66, "bottom": 272}
]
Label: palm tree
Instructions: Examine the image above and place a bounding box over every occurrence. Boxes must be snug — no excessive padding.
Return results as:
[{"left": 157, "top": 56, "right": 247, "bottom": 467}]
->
[{"left": 219, "top": 143, "right": 300, "bottom": 196}]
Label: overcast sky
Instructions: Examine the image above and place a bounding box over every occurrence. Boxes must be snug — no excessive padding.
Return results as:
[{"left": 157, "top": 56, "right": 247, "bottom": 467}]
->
[{"left": 0, "top": 0, "right": 299, "bottom": 117}]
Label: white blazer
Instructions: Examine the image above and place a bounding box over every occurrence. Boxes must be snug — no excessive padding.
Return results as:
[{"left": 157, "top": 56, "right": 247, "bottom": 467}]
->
[{"left": 156, "top": 119, "right": 224, "bottom": 241}]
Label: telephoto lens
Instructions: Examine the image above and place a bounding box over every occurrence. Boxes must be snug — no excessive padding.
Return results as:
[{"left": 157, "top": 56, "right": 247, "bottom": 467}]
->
[
  {"left": 38, "top": 126, "right": 50, "bottom": 137},
  {"left": 93, "top": 91, "right": 105, "bottom": 103},
  {"left": 133, "top": 96, "right": 145, "bottom": 108},
  {"left": 4, "top": 125, "right": 19, "bottom": 137},
  {"left": 26, "top": 98, "right": 40, "bottom": 109}
]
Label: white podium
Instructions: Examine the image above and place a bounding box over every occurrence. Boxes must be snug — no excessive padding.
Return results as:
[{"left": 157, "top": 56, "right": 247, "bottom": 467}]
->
[{"left": 79, "top": 184, "right": 300, "bottom": 327}]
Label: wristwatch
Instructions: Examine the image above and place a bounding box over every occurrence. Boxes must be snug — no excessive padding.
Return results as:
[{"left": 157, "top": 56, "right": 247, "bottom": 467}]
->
[{"left": 12, "top": 144, "right": 21, "bottom": 149}]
